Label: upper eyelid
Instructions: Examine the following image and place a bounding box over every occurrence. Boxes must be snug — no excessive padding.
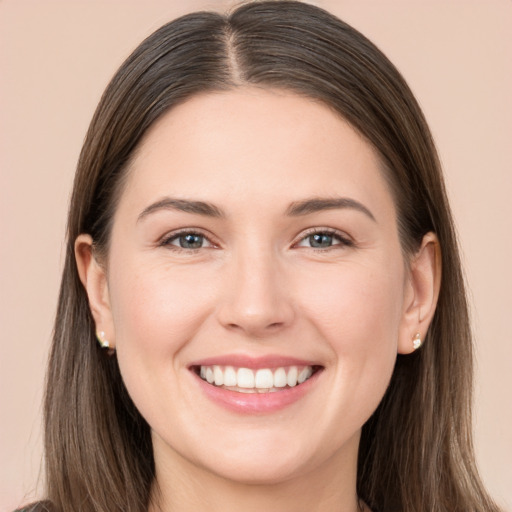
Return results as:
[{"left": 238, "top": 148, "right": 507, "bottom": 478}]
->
[
  {"left": 159, "top": 228, "right": 217, "bottom": 247},
  {"left": 161, "top": 227, "right": 211, "bottom": 239},
  {"left": 292, "top": 227, "right": 353, "bottom": 245}
]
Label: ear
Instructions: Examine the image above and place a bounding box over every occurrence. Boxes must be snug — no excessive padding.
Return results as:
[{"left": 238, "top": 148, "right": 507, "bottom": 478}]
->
[
  {"left": 398, "top": 232, "right": 441, "bottom": 354},
  {"left": 75, "top": 234, "right": 115, "bottom": 349}
]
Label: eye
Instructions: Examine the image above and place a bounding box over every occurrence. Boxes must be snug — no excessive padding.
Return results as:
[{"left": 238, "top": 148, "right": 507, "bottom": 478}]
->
[
  {"left": 295, "top": 229, "right": 353, "bottom": 249},
  {"left": 161, "top": 231, "right": 213, "bottom": 250}
]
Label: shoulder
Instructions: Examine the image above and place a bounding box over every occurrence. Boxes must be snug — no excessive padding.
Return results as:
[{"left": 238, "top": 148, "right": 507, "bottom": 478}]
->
[{"left": 14, "top": 501, "right": 55, "bottom": 512}]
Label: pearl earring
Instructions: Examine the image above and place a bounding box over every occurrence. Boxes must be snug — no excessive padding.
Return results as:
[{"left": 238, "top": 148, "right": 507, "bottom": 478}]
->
[
  {"left": 96, "top": 330, "right": 111, "bottom": 350},
  {"left": 413, "top": 333, "right": 422, "bottom": 350}
]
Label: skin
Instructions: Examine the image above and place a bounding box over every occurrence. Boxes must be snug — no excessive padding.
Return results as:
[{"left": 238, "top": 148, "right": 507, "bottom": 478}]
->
[{"left": 76, "top": 88, "right": 440, "bottom": 512}]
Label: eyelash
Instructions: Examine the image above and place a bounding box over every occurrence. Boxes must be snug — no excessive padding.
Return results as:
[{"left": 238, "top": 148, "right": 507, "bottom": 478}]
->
[
  {"left": 159, "top": 229, "right": 213, "bottom": 252},
  {"left": 159, "top": 227, "right": 354, "bottom": 253},
  {"left": 295, "top": 227, "right": 354, "bottom": 251}
]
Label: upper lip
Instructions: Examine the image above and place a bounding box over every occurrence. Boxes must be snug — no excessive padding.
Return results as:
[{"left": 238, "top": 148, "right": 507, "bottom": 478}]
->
[{"left": 189, "top": 354, "right": 322, "bottom": 370}]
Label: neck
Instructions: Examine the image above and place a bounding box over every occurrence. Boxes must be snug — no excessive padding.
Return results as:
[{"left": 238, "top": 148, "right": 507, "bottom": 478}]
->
[{"left": 148, "top": 434, "right": 362, "bottom": 512}]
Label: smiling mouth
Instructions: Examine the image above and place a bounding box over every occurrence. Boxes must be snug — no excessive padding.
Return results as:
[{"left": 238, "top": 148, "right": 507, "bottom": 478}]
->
[{"left": 192, "top": 365, "right": 323, "bottom": 393}]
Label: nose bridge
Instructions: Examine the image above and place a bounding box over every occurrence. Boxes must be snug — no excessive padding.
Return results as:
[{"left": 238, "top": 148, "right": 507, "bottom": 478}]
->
[{"left": 217, "top": 241, "right": 294, "bottom": 336}]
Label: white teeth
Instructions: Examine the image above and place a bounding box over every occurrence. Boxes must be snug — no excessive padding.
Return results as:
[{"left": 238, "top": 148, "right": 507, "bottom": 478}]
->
[
  {"left": 223, "top": 366, "right": 237, "bottom": 387},
  {"left": 237, "top": 368, "right": 255, "bottom": 388},
  {"left": 273, "top": 367, "right": 287, "bottom": 388},
  {"left": 287, "top": 366, "right": 298, "bottom": 387},
  {"left": 298, "top": 366, "right": 313, "bottom": 384},
  {"left": 255, "top": 369, "right": 273, "bottom": 388},
  {"left": 213, "top": 365, "right": 223, "bottom": 386},
  {"left": 197, "top": 364, "right": 316, "bottom": 391},
  {"left": 235, "top": 387, "right": 254, "bottom": 393}
]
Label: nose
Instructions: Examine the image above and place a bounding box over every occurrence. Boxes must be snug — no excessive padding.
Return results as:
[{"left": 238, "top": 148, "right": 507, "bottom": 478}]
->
[{"left": 216, "top": 248, "right": 295, "bottom": 339}]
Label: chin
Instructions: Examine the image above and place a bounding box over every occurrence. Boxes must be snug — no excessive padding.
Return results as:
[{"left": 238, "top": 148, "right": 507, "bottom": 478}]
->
[
  {"left": 201, "top": 451, "right": 314, "bottom": 486},
  {"left": 188, "top": 427, "right": 355, "bottom": 487}
]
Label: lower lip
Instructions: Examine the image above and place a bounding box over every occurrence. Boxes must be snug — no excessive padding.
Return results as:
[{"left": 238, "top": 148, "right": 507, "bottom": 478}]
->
[{"left": 192, "top": 370, "right": 322, "bottom": 414}]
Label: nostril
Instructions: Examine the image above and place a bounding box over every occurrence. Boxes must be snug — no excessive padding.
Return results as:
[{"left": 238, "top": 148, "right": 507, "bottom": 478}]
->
[{"left": 225, "top": 321, "right": 284, "bottom": 334}]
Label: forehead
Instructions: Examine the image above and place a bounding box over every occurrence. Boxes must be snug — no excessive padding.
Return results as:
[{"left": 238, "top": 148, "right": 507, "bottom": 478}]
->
[{"left": 120, "top": 87, "right": 394, "bottom": 219}]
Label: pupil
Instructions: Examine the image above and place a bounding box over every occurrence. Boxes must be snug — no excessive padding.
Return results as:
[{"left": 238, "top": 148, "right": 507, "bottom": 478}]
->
[
  {"left": 180, "top": 234, "right": 203, "bottom": 248},
  {"left": 310, "top": 233, "right": 332, "bottom": 248}
]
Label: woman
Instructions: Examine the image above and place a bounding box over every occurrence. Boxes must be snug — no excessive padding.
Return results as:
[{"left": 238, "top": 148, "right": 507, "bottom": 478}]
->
[{"left": 19, "top": 1, "right": 502, "bottom": 511}]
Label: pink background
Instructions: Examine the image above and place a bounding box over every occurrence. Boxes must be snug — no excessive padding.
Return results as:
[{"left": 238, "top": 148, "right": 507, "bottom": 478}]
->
[{"left": 1, "top": 1, "right": 511, "bottom": 510}]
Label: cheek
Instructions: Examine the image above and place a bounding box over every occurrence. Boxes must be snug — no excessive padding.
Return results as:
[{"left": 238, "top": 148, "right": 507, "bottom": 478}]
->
[
  {"left": 302, "top": 261, "right": 404, "bottom": 339},
  {"left": 299, "top": 260, "right": 405, "bottom": 437},
  {"left": 106, "top": 257, "right": 223, "bottom": 426},
  {"left": 108, "top": 258, "right": 218, "bottom": 363},
  {"left": 298, "top": 258, "right": 405, "bottom": 392}
]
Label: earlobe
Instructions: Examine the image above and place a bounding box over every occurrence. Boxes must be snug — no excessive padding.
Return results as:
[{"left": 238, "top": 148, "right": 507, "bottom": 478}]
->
[
  {"left": 398, "top": 232, "right": 441, "bottom": 354},
  {"left": 75, "top": 234, "right": 115, "bottom": 350}
]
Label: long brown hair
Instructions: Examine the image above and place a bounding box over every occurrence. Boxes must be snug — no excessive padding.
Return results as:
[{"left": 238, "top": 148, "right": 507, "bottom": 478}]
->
[{"left": 39, "top": 2, "right": 500, "bottom": 511}]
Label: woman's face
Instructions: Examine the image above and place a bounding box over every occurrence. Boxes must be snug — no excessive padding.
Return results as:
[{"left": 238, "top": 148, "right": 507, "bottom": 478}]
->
[{"left": 95, "top": 88, "right": 422, "bottom": 484}]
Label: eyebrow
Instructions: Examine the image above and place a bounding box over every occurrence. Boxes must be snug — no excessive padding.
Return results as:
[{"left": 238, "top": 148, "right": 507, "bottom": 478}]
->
[
  {"left": 137, "top": 198, "right": 224, "bottom": 221},
  {"left": 285, "top": 197, "right": 376, "bottom": 222},
  {"left": 137, "top": 196, "right": 376, "bottom": 222}
]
